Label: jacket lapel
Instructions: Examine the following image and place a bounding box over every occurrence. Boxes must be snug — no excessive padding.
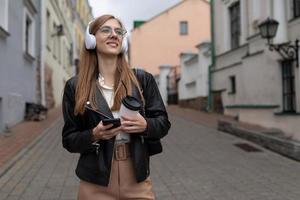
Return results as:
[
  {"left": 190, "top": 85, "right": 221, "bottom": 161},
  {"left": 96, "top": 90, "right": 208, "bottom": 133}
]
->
[
  {"left": 132, "top": 85, "right": 145, "bottom": 116},
  {"left": 95, "top": 86, "right": 114, "bottom": 119},
  {"left": 93, "top": 83, "right": 142, "bottom": 119}
]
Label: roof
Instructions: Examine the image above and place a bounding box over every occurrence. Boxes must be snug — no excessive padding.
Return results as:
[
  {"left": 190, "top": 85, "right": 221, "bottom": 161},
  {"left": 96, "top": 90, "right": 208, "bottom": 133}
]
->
[
  {"left": 180, "top": 52, "right": 197, "bottom": 57},
  {"left": 184, "top": 54, "right": 198, "bottom": 65},
  {"left": 195, "top": 41, "right": 211, "bottom": 48}
]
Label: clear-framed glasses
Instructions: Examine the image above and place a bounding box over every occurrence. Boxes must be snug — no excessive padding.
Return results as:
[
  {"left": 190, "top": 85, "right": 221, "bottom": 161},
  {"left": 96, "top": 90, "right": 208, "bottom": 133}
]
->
[{"left": 98, "top": 26, "right": 127, "bottom": 37}]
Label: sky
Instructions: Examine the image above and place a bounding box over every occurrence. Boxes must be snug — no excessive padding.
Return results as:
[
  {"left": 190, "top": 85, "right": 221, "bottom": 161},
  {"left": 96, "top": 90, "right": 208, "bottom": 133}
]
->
[{"left": 88, "top": 0, "right": 182, "bottom": 32}]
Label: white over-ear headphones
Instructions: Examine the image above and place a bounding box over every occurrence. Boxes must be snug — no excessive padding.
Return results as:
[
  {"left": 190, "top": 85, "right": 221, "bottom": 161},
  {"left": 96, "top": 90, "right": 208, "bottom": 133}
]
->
[
  {"left": 85, "top": 21, "right": 96, "bottom": 50},
  {"left": 121, "top": 37, "right": 128, "bottom": 53},
  {"left": 85, "top": 20, "right": 128, "bottom": 54}
]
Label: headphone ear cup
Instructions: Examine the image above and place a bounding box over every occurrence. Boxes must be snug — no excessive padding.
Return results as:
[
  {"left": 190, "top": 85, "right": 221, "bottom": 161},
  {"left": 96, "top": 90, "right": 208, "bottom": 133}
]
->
[
  {"left": 85, "top": 21, "right": 96, "bottom": 50},
  {"left": 121, "top": 35, "right": 128, "bottom": 53}
]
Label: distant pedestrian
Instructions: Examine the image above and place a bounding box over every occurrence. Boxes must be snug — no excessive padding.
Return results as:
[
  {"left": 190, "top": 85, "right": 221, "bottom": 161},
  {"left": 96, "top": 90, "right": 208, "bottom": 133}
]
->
[{"left": 62, "top": 14, "right": 170, "bottom": 200}]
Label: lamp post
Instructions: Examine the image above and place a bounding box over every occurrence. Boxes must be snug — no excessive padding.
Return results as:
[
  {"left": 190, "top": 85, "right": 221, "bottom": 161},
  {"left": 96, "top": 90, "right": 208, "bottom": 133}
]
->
[{"left": 258, "top": 18, "right": 299, "bottom": 68}]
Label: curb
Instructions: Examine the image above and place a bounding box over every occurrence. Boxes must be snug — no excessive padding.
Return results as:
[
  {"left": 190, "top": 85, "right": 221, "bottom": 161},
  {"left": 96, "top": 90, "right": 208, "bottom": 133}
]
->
[
  {"left": 218, "top": 120, "right": 300, "bottom": 161},
  {"left": 0, "top": 117, "right": 62, "bottom": 179}
]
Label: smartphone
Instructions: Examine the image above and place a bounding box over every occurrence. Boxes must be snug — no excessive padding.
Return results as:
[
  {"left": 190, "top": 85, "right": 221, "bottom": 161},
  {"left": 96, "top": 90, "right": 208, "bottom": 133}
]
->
[{"left": 102, "top": 118, "right": 121, "bottom": 129}]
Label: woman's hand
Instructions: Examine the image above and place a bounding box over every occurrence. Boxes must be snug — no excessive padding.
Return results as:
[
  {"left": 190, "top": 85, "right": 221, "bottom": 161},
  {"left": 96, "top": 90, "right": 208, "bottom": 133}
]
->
[
  {"left": 121, "top": 113, "right": 147, "bottom": 134},
  {"left": 92, "top": 121, "right": 122, "bottom": 140}
]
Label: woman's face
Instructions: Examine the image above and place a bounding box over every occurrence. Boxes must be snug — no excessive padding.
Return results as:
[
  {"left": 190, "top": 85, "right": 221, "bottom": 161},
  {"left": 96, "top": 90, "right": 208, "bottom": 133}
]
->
[{"left": 95, "top": 19, "right": 126, "bottom": 56}]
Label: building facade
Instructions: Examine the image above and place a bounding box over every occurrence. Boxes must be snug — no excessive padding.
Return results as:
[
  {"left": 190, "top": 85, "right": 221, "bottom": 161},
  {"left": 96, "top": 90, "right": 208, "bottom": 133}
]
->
[
  {"left": 0, "top": 0, "right": 40, "bottom": 130},
  {"left": 41, "top": 0, "right": 75, "bottom": 108},
  {"left": 212, "top": 0, "right": 300, "bottom": 140},
  {"left": 73, "top": 0, "right": 93, "bottom": 74},
  {"left": 178, "top": 42, "right": 211, "bottom": 110},
  {"left": 130, "top": 0, "right": 211, "bottom": 75},
  {"left": 0, "top": 0, "right": 92, "bottom": 132}
]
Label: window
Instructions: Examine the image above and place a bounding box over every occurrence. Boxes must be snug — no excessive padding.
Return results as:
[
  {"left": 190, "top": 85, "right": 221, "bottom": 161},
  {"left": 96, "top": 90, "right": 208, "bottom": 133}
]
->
[
  {"left": 294, "top": 0, "right": 300, "bottom": 18},
  {"left": 229, "top": 2, "right": 240, "bottom": 49},
  {"left": 46, "top": 10, "right": 51, "bottom": 50},
  {"left": 282, "top": 61, "right": 296, "bottom": 112},
  {"left": 23, "top": 7, "right": 35, "bottom": 57},
  {"left": 53, "top": 22, "right": 57, "bottom": 58},
  {"left": 25, "top": 17, "right": 32, "bottom": 54},
  {"left": 69, "top": 44, "right": 73, "bottom": 66},
  {"left": 68, "top": 47, "right": 72, "bottom": 70},
  {"left": 180, "top": 21, "right": 188, "bottom": 35},
  {"left": 0, "top": 0, "right": 8, "bottom": 31},
  {"left": 58, "top": 37, "right": 61, "bottom": 63},
  {"left": 229, "top": 76, "right": 236, "bottom": 94},
  {"left": 63, "top": 42, "right": 67, "bottom": 69}
]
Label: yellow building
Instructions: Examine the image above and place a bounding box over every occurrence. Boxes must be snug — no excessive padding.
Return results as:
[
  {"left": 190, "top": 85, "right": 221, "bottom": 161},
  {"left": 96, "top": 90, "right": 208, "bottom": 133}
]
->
[
  {"left": 74, "top": 0, "right": 93, "bottom": 74},
  {"left": 39, "top": 0, "right": 92, "bottom": 108},
  {"left": 41, "top": 0, "right": 75, "bottom": 108}
]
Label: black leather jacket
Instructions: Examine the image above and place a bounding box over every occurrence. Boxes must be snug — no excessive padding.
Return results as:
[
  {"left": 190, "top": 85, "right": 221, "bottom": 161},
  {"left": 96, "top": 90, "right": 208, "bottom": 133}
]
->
[{"left": 62, "top": 69, "right": 171, "bottom": 186}]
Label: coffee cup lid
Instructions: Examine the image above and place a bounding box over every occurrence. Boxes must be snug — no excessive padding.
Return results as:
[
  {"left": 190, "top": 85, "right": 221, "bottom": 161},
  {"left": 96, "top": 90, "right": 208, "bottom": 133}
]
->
[{"left": 121, "top": 96, "right": 141, "bottom": 111}]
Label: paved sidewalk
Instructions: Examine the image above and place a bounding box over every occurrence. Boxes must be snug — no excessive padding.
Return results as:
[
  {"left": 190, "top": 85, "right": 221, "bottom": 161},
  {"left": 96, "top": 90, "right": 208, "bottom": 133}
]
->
[
  {"left": 0, "top": 105, "right": 299, "bottom": 199},
  {"left": 153, "top": 110, "right": 300, "bottom": 199},
  {"left": 0, "top": 107, "right": 61, "bottom": 169},
  {"left": 168, "top": 106, "right": 300, "bottom": 161},
  {"left": 167, "top": 105, "right": 271, "bottom": 132}
]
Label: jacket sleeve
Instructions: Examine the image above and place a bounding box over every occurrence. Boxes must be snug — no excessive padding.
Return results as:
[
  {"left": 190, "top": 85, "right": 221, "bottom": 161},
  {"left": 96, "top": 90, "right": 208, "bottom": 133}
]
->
[
  {"left": 62, "top": 79, "right": 94, "bottom": 154},
  {"left": 143, "top": 72, "right": 171, "bottom": 139}
]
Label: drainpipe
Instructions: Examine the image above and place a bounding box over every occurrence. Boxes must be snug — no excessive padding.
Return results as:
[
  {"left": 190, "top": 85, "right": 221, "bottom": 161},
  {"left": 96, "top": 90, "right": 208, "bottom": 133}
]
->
[
  {"left": 40, "top": 0, "right": 46, "bottom": 106},
  {"left": 207, "top": 0, "right": 215, "bottom": 111}
]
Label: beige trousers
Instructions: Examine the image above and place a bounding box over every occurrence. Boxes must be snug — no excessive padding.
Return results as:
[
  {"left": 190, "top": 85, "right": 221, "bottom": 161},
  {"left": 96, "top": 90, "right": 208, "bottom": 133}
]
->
[{"left": 77, "top": 158, "right": 155, "bottom": 200}]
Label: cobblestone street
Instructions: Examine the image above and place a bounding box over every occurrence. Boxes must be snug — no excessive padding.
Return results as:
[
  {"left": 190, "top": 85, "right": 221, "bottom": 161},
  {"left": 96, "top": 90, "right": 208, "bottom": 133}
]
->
[{"left": 0, "top": 107, "right": 300, "bottom": 200}]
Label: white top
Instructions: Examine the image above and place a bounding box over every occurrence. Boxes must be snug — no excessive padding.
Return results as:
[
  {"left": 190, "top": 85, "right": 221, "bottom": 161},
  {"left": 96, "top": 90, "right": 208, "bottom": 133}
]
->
[{"left": 98, "top": 74, "right": 130, "bottom": 143}]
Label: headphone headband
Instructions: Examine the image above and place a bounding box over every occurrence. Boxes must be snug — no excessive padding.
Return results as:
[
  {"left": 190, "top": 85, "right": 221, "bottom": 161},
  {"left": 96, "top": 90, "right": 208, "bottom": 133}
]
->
[{"left": 84, "top": 19, "right": 128, "bottom": 53}]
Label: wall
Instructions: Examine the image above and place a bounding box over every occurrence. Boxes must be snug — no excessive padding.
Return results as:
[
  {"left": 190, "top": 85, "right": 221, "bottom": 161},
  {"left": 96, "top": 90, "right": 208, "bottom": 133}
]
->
[
  {"left": 44, "top": 0, "right": 74, "bottom": 108},
  {"left": 0, "top": 0, "right": 39, "bottom": 129},
  {"left": 212, "top": 0, "right": 300, "bottom": 140},
  {"left": 130, "top": 0, "right": 210, "bottom": 75}
]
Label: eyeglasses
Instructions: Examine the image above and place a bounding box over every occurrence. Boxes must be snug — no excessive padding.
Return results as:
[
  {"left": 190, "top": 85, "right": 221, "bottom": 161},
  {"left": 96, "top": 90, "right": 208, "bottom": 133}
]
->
[{"left": 98, "top": 26, "right": 127, "bottom": 37}]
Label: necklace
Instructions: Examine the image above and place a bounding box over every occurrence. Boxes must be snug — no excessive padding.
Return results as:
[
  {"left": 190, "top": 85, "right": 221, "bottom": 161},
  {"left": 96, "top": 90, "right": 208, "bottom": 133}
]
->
[
  {"left": 97, "top": 76, "right": 115, "bottom": 107},
  {"left": 98, "top": 73, "right": 114, "bottom": 89}
]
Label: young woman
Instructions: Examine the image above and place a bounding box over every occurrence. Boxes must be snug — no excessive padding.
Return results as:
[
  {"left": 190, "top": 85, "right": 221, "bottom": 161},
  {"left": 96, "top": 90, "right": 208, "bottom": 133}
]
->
[{"left": 62, "top": 15, "right": 170, "bottom": 200}]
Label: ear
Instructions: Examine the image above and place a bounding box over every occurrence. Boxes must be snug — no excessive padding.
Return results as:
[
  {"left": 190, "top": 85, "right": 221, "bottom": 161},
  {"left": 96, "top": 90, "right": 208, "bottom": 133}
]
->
[{"left": 85, "top": 21, "right": 96, "bottom": 50}]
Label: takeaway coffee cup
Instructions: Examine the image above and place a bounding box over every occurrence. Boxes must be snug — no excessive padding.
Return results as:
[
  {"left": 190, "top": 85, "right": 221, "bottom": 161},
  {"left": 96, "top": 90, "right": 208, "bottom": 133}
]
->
[{"left": 119, "top": 96, "right": 141, "bottom": 118}]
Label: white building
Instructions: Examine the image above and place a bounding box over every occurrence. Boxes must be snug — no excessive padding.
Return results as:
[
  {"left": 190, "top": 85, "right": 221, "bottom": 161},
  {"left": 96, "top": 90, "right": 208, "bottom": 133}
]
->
[
  {"left": 178, "top": 42, "right": 211, "bottom": 110},
  {"left": 212, "top": 0, "right": 300, "bottom": 140},
  {"left": 41, "top": 0, "right": 75, "bottom": 108}
]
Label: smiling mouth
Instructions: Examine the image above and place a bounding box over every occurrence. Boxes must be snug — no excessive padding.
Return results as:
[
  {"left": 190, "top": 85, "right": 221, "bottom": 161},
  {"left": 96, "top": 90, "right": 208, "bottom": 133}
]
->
[{"left": 106, "top": 42, "right": 119, "bottom": 48}]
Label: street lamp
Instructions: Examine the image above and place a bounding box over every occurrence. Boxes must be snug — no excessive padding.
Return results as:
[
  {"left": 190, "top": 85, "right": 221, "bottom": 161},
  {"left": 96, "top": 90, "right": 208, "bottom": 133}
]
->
[{"left": 258, "top": 18, "right": 299, "bottom": 68}]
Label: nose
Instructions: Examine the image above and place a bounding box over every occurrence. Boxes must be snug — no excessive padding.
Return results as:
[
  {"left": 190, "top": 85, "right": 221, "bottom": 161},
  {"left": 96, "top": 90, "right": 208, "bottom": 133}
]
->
[
  {"left": 108, "top": 32, "right": 118, "bottom": 41},
  {"left": 110, "top": 29, "right": 118, "bottom": 37},
  {"left": 108, "top": 32, "right": 118, "bottom": 40}
]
